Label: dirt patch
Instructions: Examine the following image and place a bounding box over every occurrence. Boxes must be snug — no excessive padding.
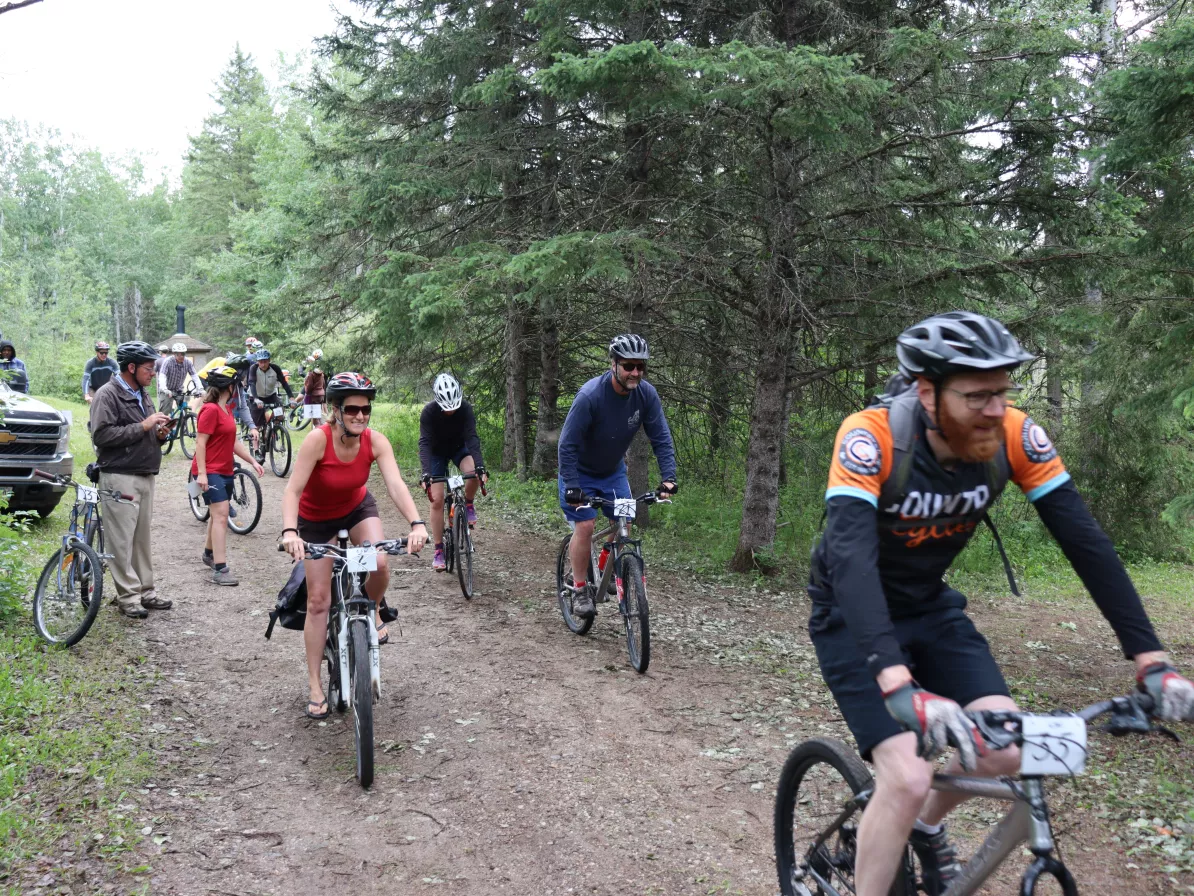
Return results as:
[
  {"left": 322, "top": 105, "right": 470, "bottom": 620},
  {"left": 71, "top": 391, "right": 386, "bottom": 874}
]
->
[{"left": 95, "top": 455, "right": 1190, "bottom": 894}]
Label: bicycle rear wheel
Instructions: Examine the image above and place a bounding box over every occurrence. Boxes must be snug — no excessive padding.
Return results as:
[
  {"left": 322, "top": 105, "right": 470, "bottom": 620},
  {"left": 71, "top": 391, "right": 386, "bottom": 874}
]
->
[
  {"left": 775, "top": 738, "right": 912, "bottom": 896},
  {"left": 555, "top": 533, "right": 595, "bottom": 635},
  {"left": 269, "top": 424, "right": 292, "bottom": 477},
  {"left": 349, "top": 618, "right": 374, "bottom": 788},
  {"left": 324, "top": 641, "right": 346, "bottom": 713},
  {"left": 187, "top": 472, "right": 211, "bottom": 523},
  {"left": 618, "top": 553, "right": 650, "bottom": 673},
  {"left": 444, "top": 510, "right": 456, "bottom": 574},
  {"left": 32, "top": 541, "right": 103, "bottom": 647},
  {"left": 84, "top": 512, "right": 104, "bottom": 563},
  {"left": 227, "top": 468, "right": 263, "bottom": 534},
  {"left": 455, "top": 504, "right": 474, "bottom": 599},
  {"left": 179, "top": 411, "right": 197, "bottom": 459}
]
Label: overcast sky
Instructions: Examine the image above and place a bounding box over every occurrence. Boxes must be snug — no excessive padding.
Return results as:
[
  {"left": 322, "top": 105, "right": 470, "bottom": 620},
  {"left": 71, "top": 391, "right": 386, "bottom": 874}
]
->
[{"left": 0, "top": 0, "right": 347, "bottom": 181}]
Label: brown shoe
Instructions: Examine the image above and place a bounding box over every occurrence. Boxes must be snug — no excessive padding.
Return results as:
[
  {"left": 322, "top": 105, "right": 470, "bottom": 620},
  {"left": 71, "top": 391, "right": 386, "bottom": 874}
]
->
[
  {"left": 141, "top": 593, "right": 173, "bottom": 610},
  {"left": 119, "top": 603, "right": 148, "bottom": 619}
]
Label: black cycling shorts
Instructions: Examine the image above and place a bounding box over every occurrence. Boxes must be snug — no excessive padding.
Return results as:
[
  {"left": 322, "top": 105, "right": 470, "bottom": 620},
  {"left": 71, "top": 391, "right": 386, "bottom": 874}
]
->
[
  {"left": 297, "top": 492, "right": 380, "bottom": 546},
  {"left": 809, "top": 597, "right": 1009, "bottom": 762}
]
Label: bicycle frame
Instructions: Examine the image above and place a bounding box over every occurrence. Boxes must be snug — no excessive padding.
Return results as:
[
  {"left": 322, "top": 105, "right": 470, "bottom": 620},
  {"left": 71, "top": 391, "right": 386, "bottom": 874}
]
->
[
  {"left": 586, "top": 515, "right": 640, "bottom": 603},
  {"left": 326, "top": 531, "right": 382, "bottom": 704}
]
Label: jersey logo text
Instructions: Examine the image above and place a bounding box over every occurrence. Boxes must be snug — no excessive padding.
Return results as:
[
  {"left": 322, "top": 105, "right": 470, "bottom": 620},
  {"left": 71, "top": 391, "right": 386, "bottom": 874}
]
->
[{"left": 884, "top": 485, "right": 990, "bottom": 520}]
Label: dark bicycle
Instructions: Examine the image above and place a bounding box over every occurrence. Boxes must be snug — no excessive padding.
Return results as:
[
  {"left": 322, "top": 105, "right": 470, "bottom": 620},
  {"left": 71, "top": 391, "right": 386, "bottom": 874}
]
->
[
  {"left": 30, "top": 468, "right": 133, "bottom": 646},
  {"left": 254, "top": 398, "right": 292, "bottom": 477},
  {"left": 775, "top": 691, "right": 1173, "bottom": 896},
  {"left": 555, "top": 490, "right": 669, "bottom": 673},
  {"left": 427, "top": 472, "right": 487, "bottom": 599},
  {"left": 160, "top": 390, "right": 199, "bottom": 459},
  {"left": 279, "top": 534, "right": 408, "bottom": 789},
  {"left": 288, "top": 401, "right": 316, "bottom": 431},
  {"left": 187, "top": 461, "right": 263, "bottom": 535}
]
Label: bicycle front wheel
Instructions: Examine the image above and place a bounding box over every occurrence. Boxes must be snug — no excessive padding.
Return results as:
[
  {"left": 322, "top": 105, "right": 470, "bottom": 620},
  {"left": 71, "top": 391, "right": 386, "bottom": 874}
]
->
[
  {"left": 32, "top": 541, "right": 103, "bottom": 647},
  {"left": 555, "top": 533, "right": 595, "bottom": 635},
  {"left": 619, "top": 554, "right": 650, "bottom": 673},
  {"left": 455, "top": 504, "right": 474, "bottom": 599},
  {"left": 227, "top": 468, "right": 263, "bottom": 535},
  {"left": 179, "top": 411, "right": 197, "bottom": 459},
  {"left": 187, "top": 472, "right": 211, "bottom": 523},
  {"left": 349, "top": 618, "right": 374, "bottom": 788},
  {"left": 269, "top": 424, "right": 292, "bottom": 477},
  {"left": 775, "top": 738, "right": 910, "bottom": 896}
]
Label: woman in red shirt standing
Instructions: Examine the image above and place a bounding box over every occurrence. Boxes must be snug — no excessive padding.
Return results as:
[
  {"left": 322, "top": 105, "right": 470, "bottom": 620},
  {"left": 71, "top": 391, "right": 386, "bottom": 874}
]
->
[
  {"left": 193, "top": 366, "right": 265, "bottom": 585},
  {"left": 280, "top": 372, "right": 429, "bottom": 720}
]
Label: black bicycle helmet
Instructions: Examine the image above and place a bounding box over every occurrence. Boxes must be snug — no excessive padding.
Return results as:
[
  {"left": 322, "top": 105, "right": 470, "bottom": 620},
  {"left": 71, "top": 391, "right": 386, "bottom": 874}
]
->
[
  {"left": 608, "top": 333, "right": 649, "bottom": 360},
  {"left": 896, "top": 311, "right": 1034, "bottom": 380},
  {"left": 204, "top": 365, "right": 238, "bottom": 390},
  {"left": 115, "top": 340, "right": 160, "bottom": 369},
  {"left": 224, "top": 352, "right": 252, "bottom": 372},
  {"left": 325, "top": 371, "right": 376, "bottom": 403}
]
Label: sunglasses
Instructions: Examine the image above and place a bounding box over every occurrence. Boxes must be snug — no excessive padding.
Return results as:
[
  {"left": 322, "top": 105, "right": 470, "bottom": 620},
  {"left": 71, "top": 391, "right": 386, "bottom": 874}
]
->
[
  {"left": 97, "top": 351, "right": 109, "bottom": 355},
  {"left": 341, "top": 404, "right": 372, "bottom": 417},
  {"left": 618, "top": 361, "right": 646, "bottom": 373}
]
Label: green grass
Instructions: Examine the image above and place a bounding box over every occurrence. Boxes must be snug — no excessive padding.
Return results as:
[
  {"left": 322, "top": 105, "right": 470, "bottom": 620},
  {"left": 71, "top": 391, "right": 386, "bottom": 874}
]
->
[{"left": 0, "top": 395, "right": 154, "bottom": 891}]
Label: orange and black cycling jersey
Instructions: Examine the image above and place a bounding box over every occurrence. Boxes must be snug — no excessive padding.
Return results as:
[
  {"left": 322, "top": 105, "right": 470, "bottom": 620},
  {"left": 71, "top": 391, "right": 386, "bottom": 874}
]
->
[{"left": 811, "top": 404, "right": 1163, "bottom": 678}]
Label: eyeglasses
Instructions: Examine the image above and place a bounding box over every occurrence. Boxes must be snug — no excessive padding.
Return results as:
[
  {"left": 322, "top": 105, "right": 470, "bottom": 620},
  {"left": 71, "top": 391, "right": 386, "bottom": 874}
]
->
[
  {"left": 341, "top": 404, "right": 372, "bottom": 417},
  {"left": 618, "top": 361, "right": 646, "bottom": 373},
  {"left": 97, "top": 351, "right": 108, "bottom": 355},
  {"left": 946, "top": 385, "right": 1022, "bottom": 411}
]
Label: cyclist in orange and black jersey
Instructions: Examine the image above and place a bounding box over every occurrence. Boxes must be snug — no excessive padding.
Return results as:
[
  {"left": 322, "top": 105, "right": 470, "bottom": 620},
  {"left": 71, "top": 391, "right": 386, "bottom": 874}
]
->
[{"left": 809, "top": 311, "right": 1194, "bottom": 896}]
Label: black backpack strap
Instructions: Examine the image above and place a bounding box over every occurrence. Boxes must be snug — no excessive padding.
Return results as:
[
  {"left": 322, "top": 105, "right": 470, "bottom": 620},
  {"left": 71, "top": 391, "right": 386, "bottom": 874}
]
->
[
  {"left": 981, "top": 511, "right": 1020, "bottom": 596},
  {"left": 265, "top": 611, "right": 279, "bottom": 640}
]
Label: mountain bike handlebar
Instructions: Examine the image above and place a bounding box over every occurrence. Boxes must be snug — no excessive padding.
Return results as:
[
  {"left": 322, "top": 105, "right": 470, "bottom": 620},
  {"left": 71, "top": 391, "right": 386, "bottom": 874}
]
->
[
  {"left": 425, "top": 472, "right": 488, "bottom": 497},
  {"left": 33, "top": 469, "right": 134, "bottom": 502},
  {"left": 965, "top": 691, "right": 1161, "bottom": 752},
  {"left": 278, "top": 538, "right": 411, "bottom": 563},
  {"left": 579, "top": 491, "right": 673, "bottom": 509}
]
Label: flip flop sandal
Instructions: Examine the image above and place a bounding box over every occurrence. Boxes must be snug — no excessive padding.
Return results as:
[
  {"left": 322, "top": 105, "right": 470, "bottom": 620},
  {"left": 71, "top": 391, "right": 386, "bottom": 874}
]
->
[
  {"left": 305, "top": 699, "right": 329, "bottom": 720},
  {"left": 377, "top": 626, "right": 390, "bottom": 646}
]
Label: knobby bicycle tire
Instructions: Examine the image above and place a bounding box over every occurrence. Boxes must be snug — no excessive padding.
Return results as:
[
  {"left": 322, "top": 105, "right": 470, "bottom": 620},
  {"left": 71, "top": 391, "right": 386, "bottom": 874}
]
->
[
  {"left": 187, "top": 472, "right": 211, "bottom": 523},
  {"left": 555, "top": 532, "right": 595, "bottom": 636},
  {"left": 349, "top": 618, "right": 374, "bottom": 788},
  {"left": 774, "top": 737, "right": 912, "bottom": 896},
  {"left": 32, "top": 541, "right": 103, "bottom": 648},
  {"left": 269, "top": 423, "right": 292, "bottom": 477},
  {"left": 180, "top": 411, "right": 197, "bottom": 459},
  {"left": 455, "top": 503, "right": 473, "bottom": 599},
  {"left": 619, "top": 553, "right": 650, "bottom": 673},
  {"left": 227, "top": 468, "right": 263, "bottom": 535}
]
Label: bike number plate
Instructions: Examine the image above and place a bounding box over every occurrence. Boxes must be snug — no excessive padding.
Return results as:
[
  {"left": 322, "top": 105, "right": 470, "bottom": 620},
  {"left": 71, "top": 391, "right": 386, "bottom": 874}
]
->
[
  {"left": 302, "top": 404, "right": 321, "bottom": 419},
  {"left": 1019, "top": 714, "right": 1087, "bottom": 776},
  {"left": 613, "top": 498, "right": 637, "bottom": 519},
  {"left": 78, "top": 486, "right": 99, "bottom": 504},
  {"left": 346, "top": 546, "right": 378, "bottom": 573},
  {"left": 448, "top": 475, "right": 465, "bottom": 491}
]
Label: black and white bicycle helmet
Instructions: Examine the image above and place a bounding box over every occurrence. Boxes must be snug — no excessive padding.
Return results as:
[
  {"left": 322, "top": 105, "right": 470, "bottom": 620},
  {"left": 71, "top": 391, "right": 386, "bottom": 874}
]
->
[
  {"left": 116, "top": 340, "right": 160, "bottom": 369},
  {"left": 896, "top": 311, "right": 1034, "bottom": 380},
  {"left": 204, "top": 365, "right": 238, "bottom": 390},
  {"left": 325, "top": 371, "right": 376, "bottom": 403},
  {"left": 608, "top": 333, "right": 649, "bottom": 360},
  {"left": 433, "top": 373, "right": 463, "bottom": 411}
]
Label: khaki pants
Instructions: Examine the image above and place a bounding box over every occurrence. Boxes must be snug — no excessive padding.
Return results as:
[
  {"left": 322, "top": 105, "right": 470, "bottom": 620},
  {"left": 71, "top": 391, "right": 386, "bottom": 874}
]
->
[{"left": 99, "top": 472, "right": 157, "bottom": 609}]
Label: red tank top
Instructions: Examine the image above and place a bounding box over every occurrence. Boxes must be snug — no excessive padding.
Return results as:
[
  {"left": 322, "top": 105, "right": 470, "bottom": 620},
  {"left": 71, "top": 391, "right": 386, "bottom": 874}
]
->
[{"left": 299, "top": 425, "right": 375, "bottom": 520}]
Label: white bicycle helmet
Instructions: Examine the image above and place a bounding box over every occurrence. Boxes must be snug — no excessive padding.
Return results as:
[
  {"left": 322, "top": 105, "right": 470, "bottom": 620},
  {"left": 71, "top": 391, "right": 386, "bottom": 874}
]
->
[
  {"left": 608, "top": 333, "right": 649, "bottom": 360},
  {"left": 171, "top": 341, "right": 187, "bottom": 353},
  {"left": 311, "top": 348, "right": 323, "bottom": 360},
  {"left": 433, "top": 373, "right": 463, "bottom": 411}
]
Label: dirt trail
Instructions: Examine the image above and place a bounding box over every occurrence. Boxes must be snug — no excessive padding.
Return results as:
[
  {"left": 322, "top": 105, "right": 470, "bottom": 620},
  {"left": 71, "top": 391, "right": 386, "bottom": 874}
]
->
[{"left": 114, "top": 453, "right": 1181, "bottom": 895}]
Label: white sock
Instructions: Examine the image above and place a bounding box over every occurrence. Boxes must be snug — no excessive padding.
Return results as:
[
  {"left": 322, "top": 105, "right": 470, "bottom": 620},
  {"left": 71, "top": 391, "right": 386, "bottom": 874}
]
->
[{"left": 913, "top": 819, "right": 943, "bottom": 835}]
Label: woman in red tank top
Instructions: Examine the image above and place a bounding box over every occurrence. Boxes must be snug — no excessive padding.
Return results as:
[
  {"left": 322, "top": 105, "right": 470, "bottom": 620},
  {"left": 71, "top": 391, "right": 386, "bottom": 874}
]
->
[{"left": 280, "top": 372, "right": 428, "bottom": 720}]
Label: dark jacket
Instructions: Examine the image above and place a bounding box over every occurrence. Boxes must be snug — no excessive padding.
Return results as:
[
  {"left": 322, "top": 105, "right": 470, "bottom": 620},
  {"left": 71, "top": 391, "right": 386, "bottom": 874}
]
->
[{"left": 89, "top": 378, "right": 163, "bottom": 475}]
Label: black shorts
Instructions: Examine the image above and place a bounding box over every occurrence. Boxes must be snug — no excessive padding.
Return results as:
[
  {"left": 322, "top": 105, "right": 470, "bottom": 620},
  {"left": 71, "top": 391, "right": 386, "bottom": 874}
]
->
[
  {"left": 297, "top": 492, "right": 380, "bottom": 545},
  {"left": 809, "top": 597, "right": 1009, "bottom": 761}
]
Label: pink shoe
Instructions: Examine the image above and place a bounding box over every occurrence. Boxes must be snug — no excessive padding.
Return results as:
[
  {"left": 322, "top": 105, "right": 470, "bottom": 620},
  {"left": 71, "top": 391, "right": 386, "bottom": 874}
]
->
[
  {"left": 466, "top": 503, "right": 478, "bottom": 527},
  {"left": 433, "top": 547, "right": 446, "bottom": 571}
]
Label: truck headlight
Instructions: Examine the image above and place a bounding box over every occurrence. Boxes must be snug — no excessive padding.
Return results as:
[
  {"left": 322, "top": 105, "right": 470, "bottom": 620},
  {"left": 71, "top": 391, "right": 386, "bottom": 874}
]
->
[{"left": 57, "top": 411, "right": 71, "bottom": 454}]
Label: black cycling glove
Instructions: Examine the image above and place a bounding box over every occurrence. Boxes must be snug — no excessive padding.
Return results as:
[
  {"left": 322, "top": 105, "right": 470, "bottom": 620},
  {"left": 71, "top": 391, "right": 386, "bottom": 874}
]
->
[
  {"left": 659, "top": 481, "right": 678, "bottom": 496},
  {"left": 564, "top": 486, "right": 585, "bottom": 506}
]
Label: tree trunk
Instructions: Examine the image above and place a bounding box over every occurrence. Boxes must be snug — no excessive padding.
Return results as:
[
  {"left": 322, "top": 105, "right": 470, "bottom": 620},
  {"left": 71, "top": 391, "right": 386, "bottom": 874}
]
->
[
  {"left": 1046, "top": 337, "right": 1063, "bottom": 438},
  {"left": 530, "top": 295, "right": 560, "bottom": 477},
  {"left": 502, "top": 301, "right": 530, "bottom": 478},
  {"left": 730, "top": 323, "right": 791, "bottom": 572},
  {"left": 132, "top": 282, "right": 143, "bottom": 339}
]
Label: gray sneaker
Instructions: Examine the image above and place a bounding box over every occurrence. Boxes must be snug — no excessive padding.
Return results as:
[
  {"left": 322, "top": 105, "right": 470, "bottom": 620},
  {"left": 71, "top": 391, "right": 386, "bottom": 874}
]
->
[
  {"left": 211, "top": 567, "right": 239, "bottom": 586},
  {"left": 203, "top": 553, "right": 214, "bottom": 569},
  {"left": 118, "top": 602, "right": 148, "bottom": 619},
  {"left": 570, "top": 587, "right": 596, "bottom": 620}
]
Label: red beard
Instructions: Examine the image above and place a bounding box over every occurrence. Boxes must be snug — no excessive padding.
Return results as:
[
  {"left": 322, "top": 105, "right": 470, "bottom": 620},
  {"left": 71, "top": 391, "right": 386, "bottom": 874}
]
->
[{"left": 937, "top": 398, "right": 1005, "bottom": 463}]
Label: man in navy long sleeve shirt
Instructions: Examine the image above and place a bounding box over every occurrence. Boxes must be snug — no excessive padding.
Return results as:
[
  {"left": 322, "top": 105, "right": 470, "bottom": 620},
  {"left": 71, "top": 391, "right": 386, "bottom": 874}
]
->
[{"left": 557, "top": 334, "right": 677, "bottom": 619}]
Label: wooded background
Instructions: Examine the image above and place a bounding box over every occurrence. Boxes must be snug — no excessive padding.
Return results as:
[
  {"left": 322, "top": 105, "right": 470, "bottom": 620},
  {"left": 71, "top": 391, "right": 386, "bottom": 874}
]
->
[{"left": 4, "top": 0, "right": 1194, "bottom": 570}]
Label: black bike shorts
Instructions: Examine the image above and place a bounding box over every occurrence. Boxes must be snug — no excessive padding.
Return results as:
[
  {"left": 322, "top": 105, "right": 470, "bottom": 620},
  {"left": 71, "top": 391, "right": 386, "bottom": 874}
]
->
[
  {"left": 297, "top": 491, "right": 380, "bottom": 545},
  {"left": 809, "top": 599, "right": 1009, "bottom": 762}
]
